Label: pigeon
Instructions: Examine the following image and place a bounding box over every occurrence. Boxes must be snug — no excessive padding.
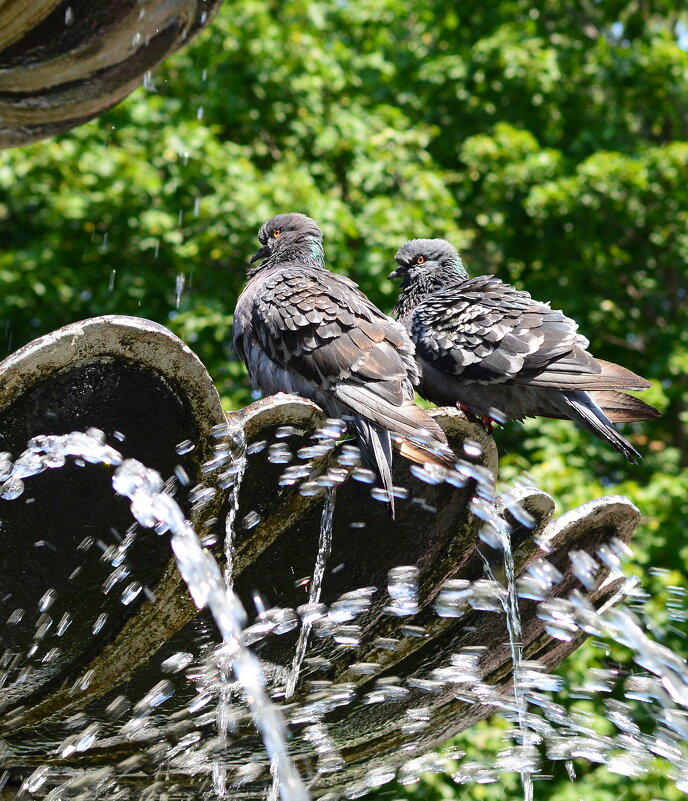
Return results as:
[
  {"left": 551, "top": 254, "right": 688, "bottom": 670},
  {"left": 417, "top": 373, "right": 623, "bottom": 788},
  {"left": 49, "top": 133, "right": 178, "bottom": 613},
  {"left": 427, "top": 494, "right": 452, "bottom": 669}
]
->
[
  {"left": 390, "top": 238, "right": 660, "bottom": 463},
  {"left": 233, "top": 214, "right": 455, "bottom": 516}
]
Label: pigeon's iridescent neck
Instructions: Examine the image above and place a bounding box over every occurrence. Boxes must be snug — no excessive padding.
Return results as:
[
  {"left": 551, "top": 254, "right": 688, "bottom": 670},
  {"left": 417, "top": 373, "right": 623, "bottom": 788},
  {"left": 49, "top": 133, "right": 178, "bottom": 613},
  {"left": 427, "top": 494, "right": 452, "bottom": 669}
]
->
[
  {"left": 308, "top": 238, "right": 325, "bottom": 264},
  {"left": 248, "top": 235, "right": 325, "bottom": 277}
]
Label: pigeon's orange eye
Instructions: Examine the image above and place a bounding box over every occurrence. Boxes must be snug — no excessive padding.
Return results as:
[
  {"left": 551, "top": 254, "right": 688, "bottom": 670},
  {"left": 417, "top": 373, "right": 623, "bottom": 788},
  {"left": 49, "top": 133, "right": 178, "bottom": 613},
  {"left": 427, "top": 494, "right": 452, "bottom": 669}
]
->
[
  {"left": 416, "top": 256, "right": 425, "bottom": 264},
  {"left": 272, "top": 229, "right": 282, "bottom": 239}
]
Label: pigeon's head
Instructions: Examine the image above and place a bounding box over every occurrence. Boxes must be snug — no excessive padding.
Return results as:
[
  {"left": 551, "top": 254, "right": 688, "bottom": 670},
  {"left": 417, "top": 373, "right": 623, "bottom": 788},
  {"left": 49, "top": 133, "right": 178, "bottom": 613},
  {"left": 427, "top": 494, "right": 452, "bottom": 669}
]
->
[
  {"left": 250, "top": 213, "right": 324, "bottom": 268},
  {"left": 389, "top": 239, "right": 468, "bottom": 288}
]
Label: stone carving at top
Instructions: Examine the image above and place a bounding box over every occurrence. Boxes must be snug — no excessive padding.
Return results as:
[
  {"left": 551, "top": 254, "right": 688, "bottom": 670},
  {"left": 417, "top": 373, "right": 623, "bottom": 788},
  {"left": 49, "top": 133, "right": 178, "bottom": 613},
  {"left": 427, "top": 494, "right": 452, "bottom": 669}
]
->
[{"left": 0, "top": 0, "right": 223, "bottom": 148}]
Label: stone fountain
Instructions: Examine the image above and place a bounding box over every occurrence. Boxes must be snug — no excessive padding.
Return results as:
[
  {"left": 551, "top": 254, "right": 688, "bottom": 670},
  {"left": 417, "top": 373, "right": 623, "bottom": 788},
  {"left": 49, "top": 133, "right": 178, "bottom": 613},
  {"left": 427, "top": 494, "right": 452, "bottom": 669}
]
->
[{"left": 0, "top": 315, "right": 643, "bottom": 799}]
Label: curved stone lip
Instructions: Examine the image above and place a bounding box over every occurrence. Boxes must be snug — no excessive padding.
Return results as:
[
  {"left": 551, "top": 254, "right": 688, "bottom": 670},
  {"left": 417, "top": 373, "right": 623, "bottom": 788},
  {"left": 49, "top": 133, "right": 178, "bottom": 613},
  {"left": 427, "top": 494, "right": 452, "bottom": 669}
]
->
[
  {"left": 0, "top": 314, "right": 225, "bottom": 450},
  {"left": 0, "top": 1, "right": 223, "bottom": 148},
  {"left": 535, "top": 494, "right": 640, "bottom": 554},
  {"left": 231, "top": 392, "right": 327, "bottom": 440}
]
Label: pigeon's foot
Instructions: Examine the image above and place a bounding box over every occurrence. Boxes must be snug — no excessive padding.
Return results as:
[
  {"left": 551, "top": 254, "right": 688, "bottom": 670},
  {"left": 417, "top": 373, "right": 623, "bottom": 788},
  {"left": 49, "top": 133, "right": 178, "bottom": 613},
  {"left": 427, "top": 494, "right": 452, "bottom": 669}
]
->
[
  {"left": 480, "top": 414, "right": 495, "bottom": 434},
  {"left": 456, "top": 401, "right": 473, "bottom": 420},
  {"left": 456, "top": 402, "right": 495, "bottom": 433}
]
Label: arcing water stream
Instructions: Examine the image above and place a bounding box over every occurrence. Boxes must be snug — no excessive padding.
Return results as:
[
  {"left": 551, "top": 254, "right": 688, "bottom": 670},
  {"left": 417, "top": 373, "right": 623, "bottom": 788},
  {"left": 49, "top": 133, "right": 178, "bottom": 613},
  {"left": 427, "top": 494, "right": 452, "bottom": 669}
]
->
[
  {"left": 221, "top": 418, "right": 247, "bottom": 593},
  {"left": 2, "top": 429, "right": 306, "bottom": 801},
  {"left": 286, "top": 487, "right": 336, "bottom": 701}
]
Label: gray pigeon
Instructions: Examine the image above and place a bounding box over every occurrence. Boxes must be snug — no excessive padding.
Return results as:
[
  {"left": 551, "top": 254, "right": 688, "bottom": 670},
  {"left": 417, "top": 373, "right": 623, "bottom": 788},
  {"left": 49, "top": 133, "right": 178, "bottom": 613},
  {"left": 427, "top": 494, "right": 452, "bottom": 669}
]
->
[
  {"left": 390, "top": 238, "right": 660, "bottom": 463},
  {"left": 233, "top": 214, "right": 455, "bottom": 516}
]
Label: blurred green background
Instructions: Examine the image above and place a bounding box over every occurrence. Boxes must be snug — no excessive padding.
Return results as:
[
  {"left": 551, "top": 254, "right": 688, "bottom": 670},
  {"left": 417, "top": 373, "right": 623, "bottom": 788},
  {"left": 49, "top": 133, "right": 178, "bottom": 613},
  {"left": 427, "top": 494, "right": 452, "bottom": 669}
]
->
[{"left": 1, "top": 0, "right": 687, "bottom": 797}]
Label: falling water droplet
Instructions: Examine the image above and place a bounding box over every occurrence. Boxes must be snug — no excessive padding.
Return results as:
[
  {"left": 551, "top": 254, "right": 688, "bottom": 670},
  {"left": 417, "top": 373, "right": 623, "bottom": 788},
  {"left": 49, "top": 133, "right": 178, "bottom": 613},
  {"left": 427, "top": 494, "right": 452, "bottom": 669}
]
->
[
  {"left": 38, "top": 589, "right": 57, "bottom": 612},
  {"left": 20, "top": 766, "right": 50, "bottom": 794},
  {"left": 136, "top": 679, "right": 175, "bottom": 711},
  {"left": 386, "top": 566, "right": 419, "bottom": 616},
  {"left": 0, "top": 476, "right": 24, "bottom": 499},
  {"left": 242, "top": 511, "right": 261, "bottom": 530},
  {"left": 56, "top": 613, "right": 72, "bottom": 636},
  {"left": 122, "top": 581, "right": 143, "bottom": 606},
  {"left": 161, "top": 652, "right": 194, "bottom": 674},
  {"left": 175, "top": 273, "right": 186, "bottom": 308},
  {"left": 7, "top": 608, "right": 24, "bottom": 624},
  {"left": 92, "top": 613, "right": 108, "bottom": 634}
]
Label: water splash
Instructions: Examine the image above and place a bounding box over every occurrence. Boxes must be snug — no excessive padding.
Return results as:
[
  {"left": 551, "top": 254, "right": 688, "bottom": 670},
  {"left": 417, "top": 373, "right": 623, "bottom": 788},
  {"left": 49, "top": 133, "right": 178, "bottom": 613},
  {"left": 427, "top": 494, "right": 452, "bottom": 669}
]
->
[
  {"left": 500, "top": 525, "right": 535, "bottom": 801},
  {"left": 4, "top": 425, "right": 688, "bottom": 800},
  {"left": 285, "top": 487, "right": 336, "bottom": 699},
  {"left": 9, "top": 429, "right": 307, "bottom": 801},
  {"left": 220, "top": 418, "right": 247, "bottom": 592},
  {"left": 478, "top": 494, "right": 535, "bottom": 801}
]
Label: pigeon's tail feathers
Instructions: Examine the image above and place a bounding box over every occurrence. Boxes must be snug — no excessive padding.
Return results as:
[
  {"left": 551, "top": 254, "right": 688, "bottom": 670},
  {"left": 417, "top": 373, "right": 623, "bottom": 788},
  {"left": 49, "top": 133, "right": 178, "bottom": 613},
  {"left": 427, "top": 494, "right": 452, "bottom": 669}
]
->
[
  {"left": 352, "top": 416, "right": 396, "bottom": 518},
  {"left": 523, "top": 355, "right": 653, "bottom": 392},
  {"left": 335, "top": 385, "right": 456, "bottom": 471},
  {"left": 590, "top": 390, "right": 661, "bottom": 423},
  {"left": 387, "top": 400, "right": 457, "bottom": 470},
  {"left": 559, "top": 391, "right": 642, "bottom": 463},
  {"left": 595, "top": 360, "right": 652, "bottom": 391},
  {"left": 392, "top": 435, "right": 455, "bottom": 471}
]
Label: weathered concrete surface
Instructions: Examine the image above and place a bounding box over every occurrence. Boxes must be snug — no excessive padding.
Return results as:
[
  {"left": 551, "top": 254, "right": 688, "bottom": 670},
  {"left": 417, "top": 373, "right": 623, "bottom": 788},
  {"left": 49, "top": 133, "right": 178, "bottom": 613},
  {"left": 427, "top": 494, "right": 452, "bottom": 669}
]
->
[
  {"left": 0, "top": 0, "right": 223, "bottom": 148},
  {"left": 0, "top": 315, "right": 641, "bottom": 798},
  {"left": 0, "top": 316, "right": 229, "bottom": 719}
]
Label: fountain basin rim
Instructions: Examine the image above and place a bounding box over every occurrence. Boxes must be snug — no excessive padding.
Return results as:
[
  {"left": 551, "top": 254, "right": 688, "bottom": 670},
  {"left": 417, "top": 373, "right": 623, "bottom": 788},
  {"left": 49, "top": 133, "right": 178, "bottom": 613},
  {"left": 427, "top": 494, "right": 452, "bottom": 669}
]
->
[{"left": 0, "top": 315, "right": 224, "bottom": 444}]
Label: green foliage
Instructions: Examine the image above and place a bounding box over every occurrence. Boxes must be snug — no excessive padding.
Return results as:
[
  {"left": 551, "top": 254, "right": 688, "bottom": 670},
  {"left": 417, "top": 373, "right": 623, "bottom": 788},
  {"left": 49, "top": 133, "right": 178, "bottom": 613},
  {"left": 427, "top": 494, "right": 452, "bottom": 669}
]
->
[{"left": 1, "top": 1, "right": 687, "bottom": 798}]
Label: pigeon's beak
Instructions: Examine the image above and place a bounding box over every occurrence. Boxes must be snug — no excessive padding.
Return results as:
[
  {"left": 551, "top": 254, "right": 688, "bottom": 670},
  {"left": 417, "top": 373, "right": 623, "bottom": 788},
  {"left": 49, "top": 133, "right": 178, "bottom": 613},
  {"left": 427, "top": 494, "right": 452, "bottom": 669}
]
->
[
  {"left": 388, "top": 266, "right": 401, "bottom": 280},
  {"left": 249, "top": 244, "right": 270, "bottom": 265}
]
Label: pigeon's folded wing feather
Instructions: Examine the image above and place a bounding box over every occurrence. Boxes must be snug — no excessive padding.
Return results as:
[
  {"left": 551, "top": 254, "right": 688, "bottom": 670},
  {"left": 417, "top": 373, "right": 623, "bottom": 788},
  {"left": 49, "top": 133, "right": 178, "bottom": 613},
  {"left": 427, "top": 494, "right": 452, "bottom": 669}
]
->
[
  {"left": 253, "top": 269, "right": 419, "bottom": 391},
  {"left": 250, "top": 267, "right": 450, "bottom": 457},
  {"left": 412, "top": 276, "right": 647, "bottom": 391}
]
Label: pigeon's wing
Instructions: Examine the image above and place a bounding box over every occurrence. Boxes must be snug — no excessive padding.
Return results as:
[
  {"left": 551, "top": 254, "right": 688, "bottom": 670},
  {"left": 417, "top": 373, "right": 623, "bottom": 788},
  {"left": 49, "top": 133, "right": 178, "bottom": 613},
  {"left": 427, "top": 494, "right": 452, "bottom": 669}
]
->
[
  {"left": 412, "top": 276, "right": 647, "bottom": 391},
  {"left": 411, "top": 275, "right": 582, "bottom": 383},
  {"left": 252, "top": 267, "right": 451, "bottom": 454},
  {"left": 253, "top": 267, "right": 416, "bottom": 396}
]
